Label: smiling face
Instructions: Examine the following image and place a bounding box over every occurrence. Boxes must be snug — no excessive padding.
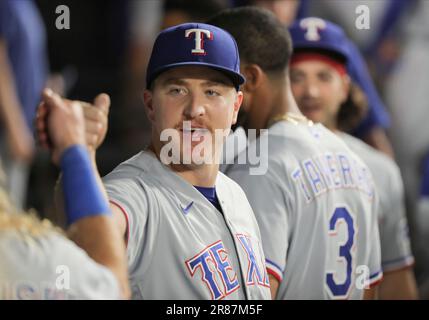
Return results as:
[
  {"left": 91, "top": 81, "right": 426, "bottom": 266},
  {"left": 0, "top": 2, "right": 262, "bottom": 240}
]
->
[
  {"left": 290, "top": 59, "right": 350, "bottom": 130},
  {"left": 143, "top": 65, "right": 243, "bottom": 167}
]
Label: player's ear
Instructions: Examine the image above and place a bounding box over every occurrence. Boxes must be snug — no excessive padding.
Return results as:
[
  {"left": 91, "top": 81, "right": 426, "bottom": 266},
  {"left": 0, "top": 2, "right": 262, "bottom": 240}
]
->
[
  {"left": 143, "top": 89, "right": 156, "bottom": 123},
  {"left": 241, "top": 64, "right": 265, "bottom": 92},
  {"left": 231, "top": 90, "right": 244, "bottom": 125}
]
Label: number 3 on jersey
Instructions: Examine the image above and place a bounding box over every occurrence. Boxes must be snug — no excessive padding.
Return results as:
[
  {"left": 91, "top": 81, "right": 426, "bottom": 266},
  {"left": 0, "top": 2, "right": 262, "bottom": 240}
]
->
[{"left": 326, "top": 207, "right": 357, "bottom": 299}]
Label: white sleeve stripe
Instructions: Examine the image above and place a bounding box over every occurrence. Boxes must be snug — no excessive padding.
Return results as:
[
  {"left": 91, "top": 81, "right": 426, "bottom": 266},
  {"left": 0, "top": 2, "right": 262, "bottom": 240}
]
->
[{"left": 382, "top": 256, "right": 415, "bottom": 272}]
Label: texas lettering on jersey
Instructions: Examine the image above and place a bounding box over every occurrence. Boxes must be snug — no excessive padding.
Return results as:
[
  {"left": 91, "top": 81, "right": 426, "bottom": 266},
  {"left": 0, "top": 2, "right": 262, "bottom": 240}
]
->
[{"left": 185, "top": 235, "right": 269, "bottom": 300}]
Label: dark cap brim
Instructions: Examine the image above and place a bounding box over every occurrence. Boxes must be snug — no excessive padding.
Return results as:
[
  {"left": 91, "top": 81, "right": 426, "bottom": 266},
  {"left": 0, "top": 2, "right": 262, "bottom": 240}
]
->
[{"left": 146, "top": 62, "right": 246, "bottom": 90}]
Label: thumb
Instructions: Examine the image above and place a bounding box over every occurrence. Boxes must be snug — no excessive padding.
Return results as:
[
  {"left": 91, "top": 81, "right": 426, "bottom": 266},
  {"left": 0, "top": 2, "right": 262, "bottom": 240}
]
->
[
  {"left": 43, "top": 88, "right": 67, "bottom": 112},
  {"left": 93, "top": 93, "right": 110, "bottom": 115}
]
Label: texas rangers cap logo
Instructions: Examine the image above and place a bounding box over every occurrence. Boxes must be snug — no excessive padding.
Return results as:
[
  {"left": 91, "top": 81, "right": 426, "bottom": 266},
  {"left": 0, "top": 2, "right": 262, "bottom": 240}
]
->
[
  {"left": 300, "top": 17, "right": 327, "bottom": 41},
  {"left": 185, "top": 28, "right": 213, "bottom": 55},
  {"left": 146, "top": 22, "right": 245, "bottom": 90},
  {"left": 289, "top": 18, "right": 351, "bottom": 63}
]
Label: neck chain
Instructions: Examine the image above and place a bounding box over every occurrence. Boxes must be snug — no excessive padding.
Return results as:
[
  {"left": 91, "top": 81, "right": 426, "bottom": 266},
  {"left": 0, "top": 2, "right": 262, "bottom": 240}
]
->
[{"left": 267, "top": 112, "right": 314, "bottom": 127}]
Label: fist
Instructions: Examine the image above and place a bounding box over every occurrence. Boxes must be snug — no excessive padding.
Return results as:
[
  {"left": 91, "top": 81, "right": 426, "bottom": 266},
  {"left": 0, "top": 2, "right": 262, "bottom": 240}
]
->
[
  {"left": 42, "top": 89, "right": 86, "bottom": 165},
  {"left": 37, "top": 90, "right": 111, "bottom": 154}
]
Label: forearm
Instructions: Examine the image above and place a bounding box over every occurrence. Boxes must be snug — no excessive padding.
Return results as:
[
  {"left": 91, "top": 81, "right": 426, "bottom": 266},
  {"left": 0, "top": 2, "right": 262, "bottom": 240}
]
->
[
  {"left": 379, "top": 268, "right": 419, "bottom": 300},
  {"left": 42, "top": 89, "right": 129, "bottom": 297},
  {"left": 60, "top": 145, "right": 130, "bottom": 298},
  {"left": 54, "top": 150, "right": 107, "bottom": 226},
  {"left": 363, "top": 286, "right": 378, "bottom": 300}
]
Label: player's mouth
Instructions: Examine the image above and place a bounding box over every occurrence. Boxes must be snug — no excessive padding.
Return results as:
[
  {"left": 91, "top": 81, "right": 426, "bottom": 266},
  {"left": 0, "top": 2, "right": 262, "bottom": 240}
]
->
[
  {"left": 299, "top": 102, "right": 323, "bottom": 115},
  {"left": 180, "top": 127, "right": 210, "bottom": 141}
]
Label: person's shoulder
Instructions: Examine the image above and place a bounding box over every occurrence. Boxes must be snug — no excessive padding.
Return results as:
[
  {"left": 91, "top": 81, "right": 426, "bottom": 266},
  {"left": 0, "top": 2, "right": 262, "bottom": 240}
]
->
[
  {"left": 272, "top": 121, "right": 347, "bottom": 151},
  {"left": 312, "top": 124, "right": 352, "bottom": 149},
  {"left": 0, "top": 230, "right": 71, "bottom": 267},
  {"left": 253, "top": 122, "right": 300, "bottom": 164},
  {"left": 340, "top": 132, "right": 400, "bottom": 175},
  {"left": 103, "top": 150, "right": 159, "bottom": 184}
]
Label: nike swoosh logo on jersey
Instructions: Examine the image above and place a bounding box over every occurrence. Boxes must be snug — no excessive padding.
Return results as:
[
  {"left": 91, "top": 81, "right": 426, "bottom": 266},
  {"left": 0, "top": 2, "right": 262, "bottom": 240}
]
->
[{"left": 181, "top": 201, "right": 194, "bottom": 215}]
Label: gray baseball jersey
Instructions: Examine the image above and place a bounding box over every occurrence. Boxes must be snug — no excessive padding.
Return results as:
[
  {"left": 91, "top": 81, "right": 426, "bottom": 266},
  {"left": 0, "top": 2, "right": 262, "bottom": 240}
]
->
[
  {"left": 0, "top": 230, "right": 120, "bottom": 300},
  {"left": 339, "top": 132, "right": 414, "bottom": 272},
  {"left": 103, "top": 150, "right": 271, "bottom": 300},
  {"left": 227, "top": 120, "right": 382, "bottom": 300}
]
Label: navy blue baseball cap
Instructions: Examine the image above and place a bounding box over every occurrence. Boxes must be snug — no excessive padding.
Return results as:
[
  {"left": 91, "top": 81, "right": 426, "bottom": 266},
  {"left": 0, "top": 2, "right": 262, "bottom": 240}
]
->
[
  {"left": 289, "top": 17, "right": 350, "bottom": 62},
  {"left": 146, "top": 23, "right": 245, "bottom": 90}
]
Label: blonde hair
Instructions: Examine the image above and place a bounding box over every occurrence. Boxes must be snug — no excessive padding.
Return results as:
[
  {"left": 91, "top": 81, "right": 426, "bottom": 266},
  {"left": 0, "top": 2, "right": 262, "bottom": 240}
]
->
[{"left": 0, "top": 186, "right": 63, "bottom": 238}]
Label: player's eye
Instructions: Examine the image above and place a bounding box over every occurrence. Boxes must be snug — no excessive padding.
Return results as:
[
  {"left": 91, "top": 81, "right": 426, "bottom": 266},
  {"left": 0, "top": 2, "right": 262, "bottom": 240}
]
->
[
  {"left": 290, "top": 72, "right": 304, "bottom": 83},
  {"left": 318, "top": 72, "right": 333, "bottom": 82},
  {"left": 168, "top": 87, "right": 187, "bottom": 95},
  {"left": 206, "top": 89, "right": 220, "bottom": 97}
]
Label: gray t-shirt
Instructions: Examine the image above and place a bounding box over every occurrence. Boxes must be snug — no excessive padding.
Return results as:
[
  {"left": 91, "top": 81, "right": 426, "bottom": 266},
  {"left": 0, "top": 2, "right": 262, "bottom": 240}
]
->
[
  {"left": 0, "top": 231, "right": 120, "bottom": 300},
  {"left": 103, "top": 150, "right": 271, "bottom": 300},
  {"left": 227, "top": 121, "right": 382, "bottom": 299}
]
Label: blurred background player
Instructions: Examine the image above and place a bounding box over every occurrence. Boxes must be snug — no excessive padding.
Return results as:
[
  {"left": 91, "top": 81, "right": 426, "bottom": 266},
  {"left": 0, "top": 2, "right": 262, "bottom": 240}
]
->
[
  {"left": 0, "top": 0, "right": 48, "bottom": 208},
  {"left": 0, "top": 89, "right": 129, "bottom": 300},
  {"left": 289, "top": 17, "right": 418, "bottom": 299},
  {"left": 380, "top": 2, "right": 429, "bottom": 271},
  {"left": 231, "top": 0, "right": 394, "bottom": 157},
  {"left": 209, "top": 7, "right": 382, "bottom": 300}
]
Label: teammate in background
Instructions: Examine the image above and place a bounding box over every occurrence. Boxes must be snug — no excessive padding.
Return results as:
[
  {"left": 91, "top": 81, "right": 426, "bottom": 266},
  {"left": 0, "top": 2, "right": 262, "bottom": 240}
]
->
[
  {"left": 0, "top": 89, "right": 129, "bottom": 300},
  {"left": 288, "top": 17, "right": 418, "bottom": 300},
  {"left": 345, "top": 39, "right": 393, "bottom": 158},
  {"left": 38, "top": 23, "right": 271, "bottom": 300},
  {"left": 209, "top": 7, "right": 382, "bottom": 299},
  {"left": 233, "top": 0, "right": 394, "bottom": 158},
  {"left": 0, "top": 0, "right": 48, "bottom": 208}
]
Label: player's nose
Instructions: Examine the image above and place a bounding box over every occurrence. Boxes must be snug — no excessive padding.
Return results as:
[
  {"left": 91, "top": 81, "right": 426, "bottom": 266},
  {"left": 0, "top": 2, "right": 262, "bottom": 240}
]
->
[
  {"left": 183, "top": 91, "right": 206, "bottom": 119},
  {"left": 303, "top": 80, "right": 320, "bottom": 98}
]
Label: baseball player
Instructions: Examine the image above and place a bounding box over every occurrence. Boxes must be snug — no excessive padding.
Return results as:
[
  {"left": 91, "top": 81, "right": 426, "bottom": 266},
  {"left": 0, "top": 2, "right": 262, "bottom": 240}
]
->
[
  {"left": 38, "top": 23, "right": 271, "bottom": 300},
  {"left": 0, "top": 89, "right": 129, "bottom": 300},
  {"left": 209, "top": 7, "right": 382, "bottom": 299},
  {"left": 288, "top": 17, "right": 418, "bottom": 299}
]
